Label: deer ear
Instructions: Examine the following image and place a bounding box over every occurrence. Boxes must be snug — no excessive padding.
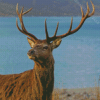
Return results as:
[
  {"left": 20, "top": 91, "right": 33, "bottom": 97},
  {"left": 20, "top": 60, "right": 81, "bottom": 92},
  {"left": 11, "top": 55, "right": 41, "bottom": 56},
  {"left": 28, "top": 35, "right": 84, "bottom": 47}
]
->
[
  {"left": 27, "top": 37, "right": 35, "bottom": 48},
  {"left": 51, "top": 38, "right": 62, "bottom": 50}
]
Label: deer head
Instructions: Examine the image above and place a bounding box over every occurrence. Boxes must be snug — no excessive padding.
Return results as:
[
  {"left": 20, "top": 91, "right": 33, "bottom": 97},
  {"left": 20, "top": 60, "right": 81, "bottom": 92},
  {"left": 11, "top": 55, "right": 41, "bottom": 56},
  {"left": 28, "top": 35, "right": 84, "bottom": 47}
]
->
[
  {"left": 26, "top": 38, "right": 61, "bottom": 63},
  {"left": 16, "top": 1, "right": 95, "bottom": 63}
]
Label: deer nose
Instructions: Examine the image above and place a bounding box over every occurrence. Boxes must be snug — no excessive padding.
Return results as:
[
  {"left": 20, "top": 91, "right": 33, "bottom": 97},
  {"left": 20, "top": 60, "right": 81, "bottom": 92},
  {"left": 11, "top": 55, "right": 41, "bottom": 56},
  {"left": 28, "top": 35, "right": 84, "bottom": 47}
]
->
[{"left": 27, "top": 50, "right": 35, "bottom": 55}]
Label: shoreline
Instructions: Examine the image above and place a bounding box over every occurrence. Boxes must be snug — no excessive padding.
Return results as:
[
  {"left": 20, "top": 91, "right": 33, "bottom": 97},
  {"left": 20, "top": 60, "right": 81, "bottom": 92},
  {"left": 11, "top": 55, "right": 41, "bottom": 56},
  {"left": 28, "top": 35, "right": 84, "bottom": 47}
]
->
[{"left": 53, "top": 87, "right": 100, "bottom": 100}]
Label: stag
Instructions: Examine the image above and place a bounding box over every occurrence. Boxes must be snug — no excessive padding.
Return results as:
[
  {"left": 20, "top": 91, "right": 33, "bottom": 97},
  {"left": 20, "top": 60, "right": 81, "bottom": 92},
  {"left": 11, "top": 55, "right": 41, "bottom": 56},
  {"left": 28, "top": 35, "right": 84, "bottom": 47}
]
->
[{"left": 0, "top": 1, "right": 95, "bottom": 100}]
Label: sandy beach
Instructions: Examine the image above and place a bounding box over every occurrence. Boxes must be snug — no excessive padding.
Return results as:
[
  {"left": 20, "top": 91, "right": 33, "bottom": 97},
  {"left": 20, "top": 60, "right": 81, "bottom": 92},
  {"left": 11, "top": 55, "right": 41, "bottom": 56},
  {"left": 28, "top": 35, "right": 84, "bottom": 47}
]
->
[{"left": 53, "top": 87, "right": 100, "bottom": 100}]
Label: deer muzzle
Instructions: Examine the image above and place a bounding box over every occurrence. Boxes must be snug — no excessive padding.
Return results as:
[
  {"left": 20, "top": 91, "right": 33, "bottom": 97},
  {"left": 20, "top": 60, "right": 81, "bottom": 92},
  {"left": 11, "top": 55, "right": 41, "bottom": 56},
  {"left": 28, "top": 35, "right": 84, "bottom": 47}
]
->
[{"left": 27, "top": 49, "right": 35, "bottom": 60}]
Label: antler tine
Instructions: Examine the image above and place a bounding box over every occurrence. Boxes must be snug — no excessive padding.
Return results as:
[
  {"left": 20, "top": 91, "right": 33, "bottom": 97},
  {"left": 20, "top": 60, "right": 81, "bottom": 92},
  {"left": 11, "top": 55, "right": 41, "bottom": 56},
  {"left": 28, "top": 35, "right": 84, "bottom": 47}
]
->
[
  {"left": 45, "top": 19, "right": 49, "bottom": 40},
  {"left": 16, "top": 3, "right": 38, "bottom": 41},
  {"left": 81, "top": 6, "right": 84, "bottom": 17},
  {"left": 59, "top": 17, "right": 73, "bottom": 38},
  {"left": 47, "top": 17, "right": 73, "bottom": 42},
  {"left": 84, "top": 2, "right": 90, "bottom": 18},
  {"left": 88, "top": 0, "right": 95, "bottom": 17},
  {"left": 58, "top": 17, "right": 73, "bottom": 38},
  {"left": 16, "top": 3, "right": 19, "bottom": 16},
  {"left": 46, "top": 0, "right": 95, "bottom": 42},
  {"left": 53, "top": 22, "right": 59, "bottom": 37},
  {"left": 23, "top": 8, "right": 32, "bottom": 15},
  {"left": 16, "top": 18, "right": 23, "bottom": 33},
  {"left": 68, "top": 17, "right": 73, "bottom": 33}
]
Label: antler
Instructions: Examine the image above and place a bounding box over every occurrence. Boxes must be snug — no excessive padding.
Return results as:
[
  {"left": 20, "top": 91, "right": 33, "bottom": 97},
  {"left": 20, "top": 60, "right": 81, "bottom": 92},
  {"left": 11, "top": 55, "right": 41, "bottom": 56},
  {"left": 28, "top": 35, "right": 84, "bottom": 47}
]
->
[
  {"left": 16, "top": 3, "right": 38, "bottom": 42},
  {"left": 45, "top": 1, "right": 95, "bottom": 42},
  {"left": 16, "top": 1, "right": 95, "bottom": 43}
]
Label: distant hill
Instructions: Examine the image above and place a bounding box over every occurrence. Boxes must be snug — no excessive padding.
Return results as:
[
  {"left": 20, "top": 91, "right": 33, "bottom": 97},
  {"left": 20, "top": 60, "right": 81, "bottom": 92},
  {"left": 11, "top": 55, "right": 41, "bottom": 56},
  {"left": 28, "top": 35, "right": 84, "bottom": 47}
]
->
[
  {"left": 0, "top": 0, "right": 100, "bottom": 16},
  {"left": 0, "top": 2, "right": 33, "bottom": 16}
]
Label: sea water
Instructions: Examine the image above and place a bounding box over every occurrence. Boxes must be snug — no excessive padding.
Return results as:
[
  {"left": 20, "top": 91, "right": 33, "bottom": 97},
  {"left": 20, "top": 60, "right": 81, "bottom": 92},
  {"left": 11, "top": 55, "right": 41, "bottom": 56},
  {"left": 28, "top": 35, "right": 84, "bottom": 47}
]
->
[{"left": 0, "top": 17, "right": 100, "bottom": 89}]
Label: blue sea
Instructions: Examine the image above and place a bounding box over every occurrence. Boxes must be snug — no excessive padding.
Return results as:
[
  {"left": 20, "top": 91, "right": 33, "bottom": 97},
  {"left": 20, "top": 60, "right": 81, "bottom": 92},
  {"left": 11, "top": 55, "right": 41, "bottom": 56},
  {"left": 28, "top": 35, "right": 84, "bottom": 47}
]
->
[{"left": 0, "top": 17, "right": 100, "bottom": 89}]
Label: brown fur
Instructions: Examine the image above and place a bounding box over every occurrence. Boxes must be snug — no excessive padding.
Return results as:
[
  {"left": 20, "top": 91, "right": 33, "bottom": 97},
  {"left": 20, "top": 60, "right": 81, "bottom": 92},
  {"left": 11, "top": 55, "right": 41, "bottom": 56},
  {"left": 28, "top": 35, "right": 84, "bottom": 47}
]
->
[
  {"left": 0, "top": 39, "right": 61, "bottom": 100},
  {"left": 0, "top": 1, "right": 95, "bottom": 98}
]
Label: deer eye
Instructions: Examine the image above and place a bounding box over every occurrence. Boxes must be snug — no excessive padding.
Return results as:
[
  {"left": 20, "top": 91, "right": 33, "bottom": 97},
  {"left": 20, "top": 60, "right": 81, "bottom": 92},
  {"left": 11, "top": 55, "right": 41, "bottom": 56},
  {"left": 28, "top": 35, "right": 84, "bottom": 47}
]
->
[{"left": 43, "top": 46, "right": 48, "bottom": 50}]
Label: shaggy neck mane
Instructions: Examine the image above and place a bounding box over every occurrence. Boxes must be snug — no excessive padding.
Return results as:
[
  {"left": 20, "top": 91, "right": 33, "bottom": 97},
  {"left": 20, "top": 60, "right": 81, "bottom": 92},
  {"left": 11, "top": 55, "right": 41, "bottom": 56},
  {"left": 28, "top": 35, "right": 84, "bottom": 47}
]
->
[{"left": 31, "top": 54, "right": 55, "bottom": 99}]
